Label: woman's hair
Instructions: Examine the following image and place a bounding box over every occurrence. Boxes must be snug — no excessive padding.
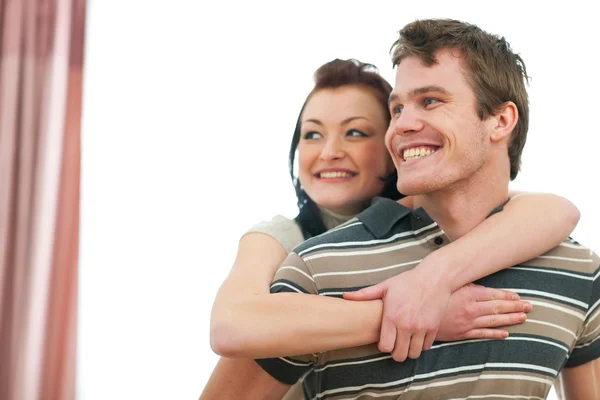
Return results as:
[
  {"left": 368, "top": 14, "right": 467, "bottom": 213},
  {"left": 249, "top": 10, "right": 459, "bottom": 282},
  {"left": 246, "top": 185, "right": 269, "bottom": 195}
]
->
[{"left": 289, "top": 58, "right": 402, "bottom": 239}]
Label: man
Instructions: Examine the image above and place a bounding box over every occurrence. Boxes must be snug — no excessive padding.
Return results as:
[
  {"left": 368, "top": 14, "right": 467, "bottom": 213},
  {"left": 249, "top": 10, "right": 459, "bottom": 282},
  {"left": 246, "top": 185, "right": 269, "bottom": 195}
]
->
[{"left": 249, "top": 19, "right": 600, "bottom": 399}]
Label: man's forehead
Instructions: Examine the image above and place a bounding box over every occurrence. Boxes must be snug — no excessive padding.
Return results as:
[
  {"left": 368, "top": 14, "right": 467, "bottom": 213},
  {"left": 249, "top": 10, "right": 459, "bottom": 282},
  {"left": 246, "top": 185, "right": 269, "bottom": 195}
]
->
[{"left": 390, "top": 53, "right": 466, "bottom": 101}]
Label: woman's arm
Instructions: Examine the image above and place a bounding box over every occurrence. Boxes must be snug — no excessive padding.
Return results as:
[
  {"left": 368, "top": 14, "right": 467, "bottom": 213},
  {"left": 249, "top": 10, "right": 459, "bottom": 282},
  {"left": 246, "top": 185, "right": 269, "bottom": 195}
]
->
[
  {"left": 431, "top": 191, "right": 580, "bottom": 290},
  {"left": 210, "top": 235, "right": 527, "bottom": 358},
  {"left": 345, "top": 192, "right": 581, "bottom": 361},
  {"left": 209, "top": 233, "right": 382, "bottom": 357}
]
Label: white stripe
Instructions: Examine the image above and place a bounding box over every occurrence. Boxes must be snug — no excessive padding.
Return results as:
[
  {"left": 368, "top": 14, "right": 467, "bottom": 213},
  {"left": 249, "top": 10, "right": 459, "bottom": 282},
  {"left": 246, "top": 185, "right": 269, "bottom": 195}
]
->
[
  {"left": 525, "top": 319, "right": 577, "bottom": 339},
  {"left": 430, "top": 339, "right": 488, "bottom": 350},
  {"left": 505, "top": 336, "right": 570, "bottom": 354},
  {"left": 297, "top": 221, "right": 363, "bottom": 252},
  {"left": 403, "top": 374, "right": 553, "bottom": 393},
  {"left": 527, "top": 300, "right": 585, "bottom": 320},
  {"left": 481, "top": 363, "right": 557, "bottom": 375},
  {"left": 314, "top": 355, "right": 392, "bottom": 372},
  {"left": 504, "top": 288, "right": 588, "bottom": 308},
  {"left": 585, "top": 306, "right": 600, "bottom": 324},
  {"left": 318, "top": 291, "right": 343, "bottom": 296},
  {"left": 299, "top": 222, "right": 438, "bottom": 256},
  {"left": 446, "top": 395, "right": 544, "bottom": 400},
  {"left": 278, "top": 357, "right": 312, "bottom": 367},
  {"left": 585, "top": 298, "right": 600, "bottom": 319},
  {"left": 430, "top": 336, "right": 570, "bottom": 356},
  {"left": 278, "top": 266, "right": 315, "bottom": 282},
  {"left": 350, "top": 378, "right": 547, "bottom": 399},
  {"left": 327, "top": 221, "right": 363, "bottom": 233},
  {"left": 309, "top": 338, "right": 568, "bottom": 374},
  {"left": 575, "top": 332, "right": 600, "bottom": 349},
  {"left": 312, "top": 369, "right": 553, "bottom": 399},
  {"left": 560, "top": 242, "right": 587, "bottom": 249},
  {"left": 511, "top": 266, "right": 594, "bottom": 281},
  {"left": 579, "top": 320, "right": 600, "bottom": 341},
  {"left": 304, "top": 231, "right": 444, "bottom": 262},
  {"left": 270, "top": 282, "right": 304, "bottom": 293},
  {"left": 537, "top": 255, "right": 593, "bottom": 263},
  {"left": 313, "top": 260, "right": 421, "bottom": 279}
]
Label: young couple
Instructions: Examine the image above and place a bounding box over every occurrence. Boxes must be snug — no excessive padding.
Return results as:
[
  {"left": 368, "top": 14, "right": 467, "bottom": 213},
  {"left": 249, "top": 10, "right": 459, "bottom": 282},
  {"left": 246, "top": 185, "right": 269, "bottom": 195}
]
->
[{"left": 203, "top": 19, "right": 599, "bottom": 399}]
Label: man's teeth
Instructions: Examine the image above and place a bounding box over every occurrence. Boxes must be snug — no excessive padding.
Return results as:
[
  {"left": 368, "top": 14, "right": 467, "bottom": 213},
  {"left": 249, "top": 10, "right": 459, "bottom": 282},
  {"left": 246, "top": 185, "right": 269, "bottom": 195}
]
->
[
  {"left": 319, "top": 171, "right": 353, "bottom": 179},
  {"left": 403, "top": 147, "right": 436, "bottom": 161}
]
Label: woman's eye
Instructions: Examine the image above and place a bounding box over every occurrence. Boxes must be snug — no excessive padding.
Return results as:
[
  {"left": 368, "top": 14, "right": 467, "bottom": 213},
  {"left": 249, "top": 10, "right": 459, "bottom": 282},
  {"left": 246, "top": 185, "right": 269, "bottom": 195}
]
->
[
  {"left": 303, "top": 132, "right": 322, "bottom": 140},
  {"left": 347, "top": 129, "right": 367, "bottom": 138}
]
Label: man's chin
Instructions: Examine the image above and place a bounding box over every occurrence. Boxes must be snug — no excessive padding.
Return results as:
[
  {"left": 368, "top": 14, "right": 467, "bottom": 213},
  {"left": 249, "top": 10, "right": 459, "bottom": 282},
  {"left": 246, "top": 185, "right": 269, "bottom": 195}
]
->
[{"left": 397, "top": 180, "right": 437, "bottom": 197}]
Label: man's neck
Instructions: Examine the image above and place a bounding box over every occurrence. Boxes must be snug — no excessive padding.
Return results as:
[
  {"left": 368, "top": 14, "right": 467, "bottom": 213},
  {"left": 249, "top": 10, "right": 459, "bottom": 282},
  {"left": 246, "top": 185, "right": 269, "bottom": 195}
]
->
[{"left": 412, "top": 163, "right": 510, "bottom": 241}]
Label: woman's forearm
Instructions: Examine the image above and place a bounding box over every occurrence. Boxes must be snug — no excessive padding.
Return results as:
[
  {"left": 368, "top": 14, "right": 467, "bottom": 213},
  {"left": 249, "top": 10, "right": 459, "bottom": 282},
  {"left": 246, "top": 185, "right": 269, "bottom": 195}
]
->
[
  {"left": 422, "top": 192, "right": 580, "bottom": 291},
  {"left": 211, "top": 293, "right": 382, "bottom": 358}
]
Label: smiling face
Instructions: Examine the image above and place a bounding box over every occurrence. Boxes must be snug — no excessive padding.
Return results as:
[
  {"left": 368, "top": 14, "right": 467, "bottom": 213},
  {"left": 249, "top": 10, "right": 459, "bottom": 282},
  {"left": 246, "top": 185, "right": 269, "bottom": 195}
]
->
[
  {"left": 385, "top": 49, "right": 494, "bottom": 196},
  {"left": 298, "top": 85, "right": 393, "bottom": 215}
]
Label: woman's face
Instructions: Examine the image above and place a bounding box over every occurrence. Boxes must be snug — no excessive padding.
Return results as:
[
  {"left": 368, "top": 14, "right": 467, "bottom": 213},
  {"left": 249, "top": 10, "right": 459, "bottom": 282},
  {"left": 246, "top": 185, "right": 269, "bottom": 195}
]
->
[{"left": 298, "top": 85, "right": 393, "bottom": 215}]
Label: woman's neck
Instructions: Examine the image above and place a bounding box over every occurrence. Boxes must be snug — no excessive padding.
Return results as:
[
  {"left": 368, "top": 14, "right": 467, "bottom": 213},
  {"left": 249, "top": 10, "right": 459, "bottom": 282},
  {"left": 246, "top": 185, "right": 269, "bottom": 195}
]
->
[{"left": 317, "top": 205, "right": 355, "bottom": 230}]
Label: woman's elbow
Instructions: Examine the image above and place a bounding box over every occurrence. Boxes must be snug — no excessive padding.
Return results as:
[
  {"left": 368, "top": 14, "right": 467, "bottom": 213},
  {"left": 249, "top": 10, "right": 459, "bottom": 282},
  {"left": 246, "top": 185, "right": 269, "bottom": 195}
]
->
[
  {"left": 210, "top": 320, "right": 247, "bottom": 357},
  {"left": 210, "top": 318, "right": 252, "bottom": 358},
  {"left": 560, "top": 197, "right": 581, "bottom": 233}
]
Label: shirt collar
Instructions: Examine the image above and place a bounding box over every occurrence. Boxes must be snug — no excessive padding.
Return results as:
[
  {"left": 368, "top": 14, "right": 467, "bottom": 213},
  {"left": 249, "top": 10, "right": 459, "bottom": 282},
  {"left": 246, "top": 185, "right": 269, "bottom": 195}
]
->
[
  {"left": 357, "top": 197, "right": 413, "bottom": 238},
  {"left": 357, "top": 197, "right": 509, "bottom": 239}
]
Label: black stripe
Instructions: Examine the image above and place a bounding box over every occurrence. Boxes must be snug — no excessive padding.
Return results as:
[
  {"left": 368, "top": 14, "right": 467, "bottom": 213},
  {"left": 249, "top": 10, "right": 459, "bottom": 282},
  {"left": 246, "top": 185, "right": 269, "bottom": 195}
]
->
[
  {"left": 270, "top": 279, "right": 311, "bottom": 294},
  {"left": 475, "top": 268, "right": 591, "bottom": 310},
  {"left": 513, "top": 264, "right": 596, "bottom": 279},
  {"left": 566, "top": 338, "right": 600, "bottom": 368},
  {"left": 254, "top": 358, "right": 311, "bottom": 385},
  {"left": 302, "top": 337, "right": 566, "bottom": 397}
]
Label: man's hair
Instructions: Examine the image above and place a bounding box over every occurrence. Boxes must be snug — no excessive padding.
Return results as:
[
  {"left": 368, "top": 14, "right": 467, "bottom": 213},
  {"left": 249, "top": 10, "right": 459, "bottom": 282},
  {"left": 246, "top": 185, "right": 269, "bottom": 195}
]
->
[{"left": 391, "top": 19, "right": 530, "bottom": 180}]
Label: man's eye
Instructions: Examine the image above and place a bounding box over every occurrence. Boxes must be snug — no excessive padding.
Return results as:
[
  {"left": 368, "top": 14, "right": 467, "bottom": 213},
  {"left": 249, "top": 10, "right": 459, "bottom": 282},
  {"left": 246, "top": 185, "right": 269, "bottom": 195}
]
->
[
  {"left": 303, "top": 132, "right": 322, "bottom": 140},
  {"left": 392, "top": 105, "right": 403, "bottom": 115},
  {"left": 424, "top": 98, "right": 440, "bottom": 106}
]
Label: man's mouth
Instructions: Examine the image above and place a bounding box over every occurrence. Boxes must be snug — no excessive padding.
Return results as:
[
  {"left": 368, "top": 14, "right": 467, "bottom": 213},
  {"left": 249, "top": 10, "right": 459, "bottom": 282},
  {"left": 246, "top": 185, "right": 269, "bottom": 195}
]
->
[{"left": 402, "top": 146, "right": 439, "bottom": 161}]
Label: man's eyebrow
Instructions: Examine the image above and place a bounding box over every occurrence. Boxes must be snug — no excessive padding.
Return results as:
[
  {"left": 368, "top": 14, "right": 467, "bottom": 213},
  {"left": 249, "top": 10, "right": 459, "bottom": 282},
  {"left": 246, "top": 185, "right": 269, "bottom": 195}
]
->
[
  {"left": 410, "top": 85, "right": 451, "bottom": 97},
  {"left": 388, "top": 85, "right": 452, "bottom": 105}
]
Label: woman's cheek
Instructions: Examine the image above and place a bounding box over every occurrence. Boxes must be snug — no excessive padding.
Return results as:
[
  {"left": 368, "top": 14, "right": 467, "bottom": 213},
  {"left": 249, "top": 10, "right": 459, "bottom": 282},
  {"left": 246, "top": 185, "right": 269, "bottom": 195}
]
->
[{"left": 362, "top": 142, "right": 391, "bottom": 173}]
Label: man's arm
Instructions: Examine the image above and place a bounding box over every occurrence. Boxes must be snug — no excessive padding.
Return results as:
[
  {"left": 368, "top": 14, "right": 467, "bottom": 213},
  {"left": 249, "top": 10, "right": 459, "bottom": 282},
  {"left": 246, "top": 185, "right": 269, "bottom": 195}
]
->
[
  {"left": 555, "top": 358, "right": 600, "bottom": 400},
  {"left": 200, "top": 357, "right": 290, "bottom": 400}
]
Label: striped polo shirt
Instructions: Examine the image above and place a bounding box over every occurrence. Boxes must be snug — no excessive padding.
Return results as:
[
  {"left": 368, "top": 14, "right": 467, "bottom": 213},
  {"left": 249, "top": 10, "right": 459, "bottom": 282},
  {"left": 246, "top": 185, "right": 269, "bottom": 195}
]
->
[{"left": 255, "top": 197, "right": 600, "bottom": 399}]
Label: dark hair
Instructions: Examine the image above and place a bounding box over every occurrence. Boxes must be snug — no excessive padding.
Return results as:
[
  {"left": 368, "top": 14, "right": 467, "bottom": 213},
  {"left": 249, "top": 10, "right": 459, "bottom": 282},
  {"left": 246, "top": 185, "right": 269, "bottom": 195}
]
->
[
  {"left": 289, "top": 59, "right": 401, "bottom": 239},
  {"left": 391, "top": 19, "right": 530, "bottom": 180}
]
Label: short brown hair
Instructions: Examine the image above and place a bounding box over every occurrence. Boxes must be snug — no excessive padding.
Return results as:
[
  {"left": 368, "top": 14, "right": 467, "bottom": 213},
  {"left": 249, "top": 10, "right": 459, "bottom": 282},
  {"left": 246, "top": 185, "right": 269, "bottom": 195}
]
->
[{"left": 391, "top": 19, "right": 530, "bottom": 180}]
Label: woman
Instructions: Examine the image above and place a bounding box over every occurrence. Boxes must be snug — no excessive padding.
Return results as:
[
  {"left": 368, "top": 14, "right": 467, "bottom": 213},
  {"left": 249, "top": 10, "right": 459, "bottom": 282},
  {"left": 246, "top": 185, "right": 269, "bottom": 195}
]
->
[{"left": 202, "top": 59, "right": 579, "bottom": 399}]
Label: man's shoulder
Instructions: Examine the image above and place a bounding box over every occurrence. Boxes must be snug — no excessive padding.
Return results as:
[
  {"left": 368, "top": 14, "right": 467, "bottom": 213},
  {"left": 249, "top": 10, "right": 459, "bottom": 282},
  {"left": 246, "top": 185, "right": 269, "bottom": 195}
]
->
[{"left": 522, "top": 237, "right": 600, "bottom": 275}]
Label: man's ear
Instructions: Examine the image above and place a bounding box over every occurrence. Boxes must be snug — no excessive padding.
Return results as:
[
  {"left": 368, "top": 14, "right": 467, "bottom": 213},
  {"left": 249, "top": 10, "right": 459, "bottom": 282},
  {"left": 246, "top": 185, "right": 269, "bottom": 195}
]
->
[{"left": 490, "top": 101, "right": 518, "bottom": 143}]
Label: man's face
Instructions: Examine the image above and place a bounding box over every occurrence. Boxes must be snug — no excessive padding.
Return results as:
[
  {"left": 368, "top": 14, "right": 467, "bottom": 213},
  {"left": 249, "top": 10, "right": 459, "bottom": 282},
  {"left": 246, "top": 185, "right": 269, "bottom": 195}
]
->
[{"left": 385, "top": 49, "right": 492, "bottom": 196}]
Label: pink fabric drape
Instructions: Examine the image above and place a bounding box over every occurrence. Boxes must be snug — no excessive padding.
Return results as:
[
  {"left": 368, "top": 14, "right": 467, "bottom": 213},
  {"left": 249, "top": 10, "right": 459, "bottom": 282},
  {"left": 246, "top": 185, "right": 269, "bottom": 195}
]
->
[{"left": 0, "top": 1, "right": 86, "bottom": 399}]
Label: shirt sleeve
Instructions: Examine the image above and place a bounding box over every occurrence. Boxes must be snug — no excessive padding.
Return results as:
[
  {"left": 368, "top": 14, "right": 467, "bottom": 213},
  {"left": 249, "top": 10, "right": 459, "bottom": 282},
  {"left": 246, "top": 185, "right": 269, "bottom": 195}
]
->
[
  {"left": 242, "top": 215, "right": 305, "bottom": 253},
  {"left": 566, "top": 253, "right": 600, "bottom": 368},
  {"left": 254, "top": 252, "right": 319, "bottom": 384}
]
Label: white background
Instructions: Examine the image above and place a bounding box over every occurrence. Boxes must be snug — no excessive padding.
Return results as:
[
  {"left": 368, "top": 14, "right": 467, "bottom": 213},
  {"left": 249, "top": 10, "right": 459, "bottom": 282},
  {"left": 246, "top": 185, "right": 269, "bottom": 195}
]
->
[{"left": 79, "top": 1, "right": 598, "bottom": 399}]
